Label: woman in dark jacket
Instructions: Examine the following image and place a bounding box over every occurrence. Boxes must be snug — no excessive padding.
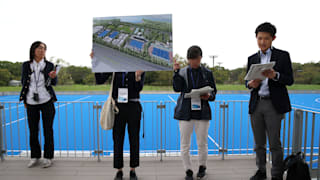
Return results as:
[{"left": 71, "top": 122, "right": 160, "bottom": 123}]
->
[
  {"left": 173, "top": 46, "right": 217, "bottom": 180},
  {"left": 20, "top": 41, "right": 57, "bottom": 168},
  {"left": 90, "top": 51, "right": 144, "bottom": 180}
]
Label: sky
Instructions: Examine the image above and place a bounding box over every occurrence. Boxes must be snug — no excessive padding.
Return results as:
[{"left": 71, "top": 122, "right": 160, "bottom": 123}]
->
[{"left": 0, "top": 0, "right": 319, "bottom": 70}]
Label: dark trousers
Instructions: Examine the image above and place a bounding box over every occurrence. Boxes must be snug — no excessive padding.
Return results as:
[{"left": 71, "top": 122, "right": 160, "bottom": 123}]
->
[
  {"left": 26, "top": 100, "right": 55, "bottom": 159},
  {"left": 113, "top": 102, "right": 142, "bottom": 169},
  {"left": 250, "top": 99, "right": 284, "bottom": 177}
]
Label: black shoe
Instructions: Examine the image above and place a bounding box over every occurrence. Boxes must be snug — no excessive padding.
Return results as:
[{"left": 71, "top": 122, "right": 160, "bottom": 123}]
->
[
  {"left": 130, "top": 170, "right": 138, "bottom": 180},
  {"left": 114, "top": 170, "right": 123, "bottom": 180},
  {"left": 196, "top": 166, "right": 206, "bottom": 179},
  {"left": 271, "top": 177, "right": 283, "bottom": 180},
  {"left": 185, "top": 169, "right": 194, "bottom": 180},
  {"left": 250, "top": 170, "right": 266, "bottom": 180}
]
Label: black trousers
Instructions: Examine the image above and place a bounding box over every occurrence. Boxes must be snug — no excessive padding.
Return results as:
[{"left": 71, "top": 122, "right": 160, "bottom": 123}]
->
[
  {"left": 113, "top": 102, "right": 142, "bottom": 169},
  {"left": 26, "top": 100, "right": 55, "bottom": 159}
]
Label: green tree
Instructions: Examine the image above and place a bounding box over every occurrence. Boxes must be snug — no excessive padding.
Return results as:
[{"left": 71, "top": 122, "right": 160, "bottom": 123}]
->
[
  {"left": 0, "top": 69, "right": 12, "bottom": 86},
  {"left": 83, "top": 73, "right": 95, "bottom": 85},
  {"left": 0, "top": 61, "right": 22, "bottom": 80},
  {"left": 229, "top": 67, "right": 246, "bottom": 84},
  {"left": 57, "top": 68, "right": 74, "bottom": 85},
  {"left": 66, "top": 66, "right": 92, "bottom": 84}
]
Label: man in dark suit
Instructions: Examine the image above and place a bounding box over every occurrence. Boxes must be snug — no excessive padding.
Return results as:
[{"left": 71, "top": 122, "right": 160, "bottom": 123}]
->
[{"left": 246, "top": 22, "right": 294, "bottom": 180}]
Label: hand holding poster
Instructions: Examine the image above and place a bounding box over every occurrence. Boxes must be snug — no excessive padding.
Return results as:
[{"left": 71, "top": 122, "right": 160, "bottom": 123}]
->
[{"left": 92, "top": 14, "right": 173, "bottom": 72}]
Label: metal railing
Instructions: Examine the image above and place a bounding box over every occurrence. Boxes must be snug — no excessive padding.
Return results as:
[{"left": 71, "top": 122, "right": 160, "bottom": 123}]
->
[
  {"left": 291, "top": 108, "right": 320, "bottom": 178},
  {"left": 0, "top": 100, "right": 319, "bottom": 178}
]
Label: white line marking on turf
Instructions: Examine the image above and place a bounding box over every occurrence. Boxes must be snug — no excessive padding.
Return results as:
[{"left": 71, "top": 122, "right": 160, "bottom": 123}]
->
[
  {"left": 0, "top": 96, "right": 18, "bottom": 101},
  {"left": 3, "top": 96, "right": 92, "bottom": 127},
  {"left": 208, "top": 135, "right": 220, "bottom": 149},
  {"left": 292, "top": 104, "right": 320, "bottom": 112},
  {"left": 3, "top": 104, "right": 24, "bottom": 111},
  {"left": 54, "top": 96, "right": 92, "bottom": 109},
  {"left": 168, "top": 95, "right": 221, "bottom": 149},
  {"left": 168, "top": 95, "right": 176, "bottom": 104}
]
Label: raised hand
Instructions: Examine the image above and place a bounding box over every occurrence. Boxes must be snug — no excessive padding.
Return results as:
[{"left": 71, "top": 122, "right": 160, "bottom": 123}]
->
[{"left": 173, "top": 59, "right": 180, "bottom": 71}]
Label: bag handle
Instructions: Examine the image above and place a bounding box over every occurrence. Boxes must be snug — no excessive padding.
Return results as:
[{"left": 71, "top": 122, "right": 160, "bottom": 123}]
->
[
  {"left": 109, "top": 72, "right": 119, "bottom": 114},
  {"left": 109, "top": 72, "right": 115, "bottom": 97}
]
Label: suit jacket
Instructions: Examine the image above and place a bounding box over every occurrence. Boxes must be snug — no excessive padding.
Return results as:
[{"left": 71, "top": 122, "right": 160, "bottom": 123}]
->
[
  {"left": 246, "top": 47, "right": 294, "bottom": 114},
  {"left": 173, "top": 65, "right": 217, "bottom": 120},
  {"left": 19, "top": 60, "right": 57, "bottom": 103}
]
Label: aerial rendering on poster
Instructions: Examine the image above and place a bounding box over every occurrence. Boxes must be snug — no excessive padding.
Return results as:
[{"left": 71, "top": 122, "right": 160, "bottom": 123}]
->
[{"left": 92, "top": 14, "right": 173, "bottom": 72}]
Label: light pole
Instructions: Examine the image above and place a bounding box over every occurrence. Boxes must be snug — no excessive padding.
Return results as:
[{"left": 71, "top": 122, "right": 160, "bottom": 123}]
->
[{"left": 209, "top": 55, "right": 218, "bottom": 68}]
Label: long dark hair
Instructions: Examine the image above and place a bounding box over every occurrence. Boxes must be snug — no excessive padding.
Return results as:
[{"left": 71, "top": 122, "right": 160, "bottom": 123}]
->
[{"left": 29, "top": 41, "right": 47, "bottom": 62}]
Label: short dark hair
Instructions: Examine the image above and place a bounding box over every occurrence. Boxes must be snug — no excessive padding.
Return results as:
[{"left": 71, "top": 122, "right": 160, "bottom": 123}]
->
[
  {"left": 255, "top": 22, "right": 277, "bottom": 37},
  {"left": 187, "top": 45, "right": 202, "bottom": 59},
  {"left": 29, "top": 41, "right": 47, "bottom": 62}
]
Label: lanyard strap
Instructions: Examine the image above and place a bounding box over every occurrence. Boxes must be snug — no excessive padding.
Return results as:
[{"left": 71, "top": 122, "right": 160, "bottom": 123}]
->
[
  {"left": 189, "top": 68, "right": 200, "bottom": 89},
  {"left": 33, "top": 63, "right": 41, "bottom": 93},
  {"left": 122, "top": 72, "right": 127, "bottom": 87}
]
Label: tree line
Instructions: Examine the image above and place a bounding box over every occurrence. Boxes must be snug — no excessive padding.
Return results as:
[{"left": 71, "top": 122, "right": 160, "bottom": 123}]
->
[{"left": 0, "top": 56, "right": 319, "bottom": 86}]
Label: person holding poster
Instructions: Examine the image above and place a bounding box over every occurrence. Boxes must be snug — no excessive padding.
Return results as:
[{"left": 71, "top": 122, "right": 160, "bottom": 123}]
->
[
  {"left": 90, "top": 51, "right": 145, "bottom": 180},
  {"left": 172, "top": 46, "right": 217, "bottom": 180},
  {"left": 20, "top": 41, "right": 58, "bottom": 168},
  {"left": 246, "top": 22, "right": 294, "bottom": 180}
]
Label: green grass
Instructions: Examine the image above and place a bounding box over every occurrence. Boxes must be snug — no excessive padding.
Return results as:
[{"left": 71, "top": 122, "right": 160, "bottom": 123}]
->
[{"left": 0, "top": 84, "right": 320, "bottom": 92}]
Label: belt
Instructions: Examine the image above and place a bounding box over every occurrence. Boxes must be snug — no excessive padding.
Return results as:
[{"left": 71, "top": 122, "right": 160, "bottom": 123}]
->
[
  {"left": 116, "top": 98, "right": 140, "bottom": 103},
  {"left": 258, "top": 95, "right": 271, "bottom": 100},
  {"left": 129, "top": 98, "right": 140, "bottom": 102}
]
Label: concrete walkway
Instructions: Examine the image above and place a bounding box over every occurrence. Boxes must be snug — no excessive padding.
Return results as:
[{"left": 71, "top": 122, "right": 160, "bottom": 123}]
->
[{"left": 0, "top": 156, "right": 284, "bottom": 180}]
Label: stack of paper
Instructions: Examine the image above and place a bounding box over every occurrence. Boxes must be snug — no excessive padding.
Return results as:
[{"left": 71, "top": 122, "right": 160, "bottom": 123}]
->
[
  {"left": 184, "top": 86, "right": 214, "bottom": 98},
  {"left": 244, "top": 61, "right": 275, "bottom": 81}
]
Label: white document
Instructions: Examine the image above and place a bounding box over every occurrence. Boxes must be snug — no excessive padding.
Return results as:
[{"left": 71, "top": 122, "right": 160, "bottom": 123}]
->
[
  {"left": 244, "top": 61, "right": 275, "bottom": 81},
  {"left": 184, "top": 86, "right": 214, "bottom": 99},
  {"left": 55, "top": 65, "right": 61, "bottom": 75}
]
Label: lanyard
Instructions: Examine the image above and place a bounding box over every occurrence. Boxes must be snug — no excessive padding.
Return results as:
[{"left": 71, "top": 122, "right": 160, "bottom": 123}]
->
[
  {"left": 33, "top": 63, "right": 41, "bottom": 93},
  {"left": 189, "top": 68, "right": 200, "bottom": 89},
  {"left": 122, "top": 72, "right": 127, "bottom": 87}
]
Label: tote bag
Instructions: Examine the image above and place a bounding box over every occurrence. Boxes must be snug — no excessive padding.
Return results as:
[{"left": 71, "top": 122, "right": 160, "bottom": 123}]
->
[{"left": 100, "top": 72, "right": 119, "bottom": 130}]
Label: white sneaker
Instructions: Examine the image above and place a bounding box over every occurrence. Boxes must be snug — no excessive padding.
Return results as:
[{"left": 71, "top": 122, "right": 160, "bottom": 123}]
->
[
  {"left": 27, "top": 158, "right": 40, "bottom": 168},
  {"left": 42, "top": 158, "right": 53, "bottom": 168}
]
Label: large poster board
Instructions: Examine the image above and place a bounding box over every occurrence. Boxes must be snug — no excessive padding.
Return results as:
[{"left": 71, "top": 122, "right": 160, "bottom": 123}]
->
[{"left": 92, "top": 14, "right": 173, "bottom": 72}]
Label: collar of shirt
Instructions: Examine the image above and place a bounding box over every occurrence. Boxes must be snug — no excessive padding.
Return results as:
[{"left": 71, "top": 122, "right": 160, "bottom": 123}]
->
[
  {"left": 31, "top": 59, "right": 45, "bottom": 72},
  {"left": 259, "top": 48, "right": 272, "bottom": 56},
  {"left": 189, "top": 65, "right": 201, "bottom": 71},
  {"left": 259, "top": 48, "right": 272, "bottom": 64}
]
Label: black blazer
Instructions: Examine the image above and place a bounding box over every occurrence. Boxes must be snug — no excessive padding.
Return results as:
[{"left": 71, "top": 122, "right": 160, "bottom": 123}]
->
[
  {"left": 19, "top": 60, "right": 58, "bottom": 103},
  {"left": 245, "top": 47, "right": 294, "bottom": 114}
]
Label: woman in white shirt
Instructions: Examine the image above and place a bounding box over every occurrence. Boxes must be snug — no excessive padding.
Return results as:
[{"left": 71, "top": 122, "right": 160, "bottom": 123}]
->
[{"left": 19, "top": 41, "right": 58, "bottom": 168}]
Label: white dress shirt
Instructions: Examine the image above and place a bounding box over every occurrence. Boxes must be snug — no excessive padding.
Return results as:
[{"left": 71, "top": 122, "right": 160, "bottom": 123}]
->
[
  {"left": 26, "top": 59, "right": 51, "bottom": 105},
  {"left": 258, "top": 48, "right": 272, "bottom": 96}
]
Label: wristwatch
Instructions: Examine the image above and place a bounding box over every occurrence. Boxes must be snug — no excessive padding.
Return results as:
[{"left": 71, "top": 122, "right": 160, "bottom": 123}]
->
[{"left": 273, "top": 72, "right": 280, "bottom": 81}]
